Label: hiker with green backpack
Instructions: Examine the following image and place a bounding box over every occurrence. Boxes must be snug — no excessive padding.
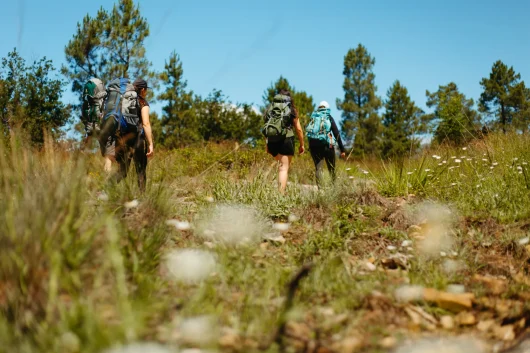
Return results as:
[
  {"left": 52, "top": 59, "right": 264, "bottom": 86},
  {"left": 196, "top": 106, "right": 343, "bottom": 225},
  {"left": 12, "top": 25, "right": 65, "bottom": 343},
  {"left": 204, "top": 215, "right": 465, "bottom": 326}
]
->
[
  {"left": 98, "top": 78, "right": 154, "bottom": 192},
  {"left": 81, "top": 78, "right": 114, "bottom": 172},
  {"left": 262, "top": 89, "right": 305, "bottom": 194},
  {"left": 306, "top": 101, "right": 346, "bottom": 187}
]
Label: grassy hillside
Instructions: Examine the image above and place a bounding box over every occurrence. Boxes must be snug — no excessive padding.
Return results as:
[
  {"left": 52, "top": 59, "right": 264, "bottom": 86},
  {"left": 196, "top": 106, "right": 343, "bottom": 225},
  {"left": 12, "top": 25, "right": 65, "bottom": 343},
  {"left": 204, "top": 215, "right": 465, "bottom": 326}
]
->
[{"left": 1, "top": 133, "right": 530, "bottom": 353}]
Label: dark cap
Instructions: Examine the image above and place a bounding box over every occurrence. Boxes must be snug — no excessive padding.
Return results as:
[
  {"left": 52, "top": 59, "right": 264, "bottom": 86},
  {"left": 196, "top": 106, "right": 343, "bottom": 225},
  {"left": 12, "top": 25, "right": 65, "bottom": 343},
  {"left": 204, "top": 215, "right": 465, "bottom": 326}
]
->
[{"left": 133, "top": 78, "right": 150, "bottom": 89}]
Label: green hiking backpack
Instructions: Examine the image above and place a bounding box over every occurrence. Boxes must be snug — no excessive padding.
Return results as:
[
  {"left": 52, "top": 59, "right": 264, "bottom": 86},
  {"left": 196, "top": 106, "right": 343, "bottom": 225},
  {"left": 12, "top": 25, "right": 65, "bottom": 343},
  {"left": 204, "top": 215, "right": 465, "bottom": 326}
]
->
[
  {"left": 262, "top": 94, "right": 292, "bottom": 142},
  {"left": 81, "top": 78, "right": 106, "bottom": 127},
  {"left": 306, "top": 107, "right": 335, "bottom": 145}
]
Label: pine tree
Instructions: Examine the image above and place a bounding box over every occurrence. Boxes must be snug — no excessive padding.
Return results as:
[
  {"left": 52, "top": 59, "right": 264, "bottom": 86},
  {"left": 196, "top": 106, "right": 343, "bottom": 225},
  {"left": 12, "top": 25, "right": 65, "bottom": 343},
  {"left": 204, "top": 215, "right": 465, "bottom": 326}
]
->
[
  {"left": 426, "top": 83, "right": 480, "bottom": 145},
  {"left": 157, "top": 52, "right": 200, "bottom": 148},
  {"left": 382, "top": 81, "right": 426, "bottom": 159},
  {"left": 479, "top": 60, "right": 524, "bottom": 133},
  {"left": 63, "top": 0, "right": 155, "bottom": 101},
  {"left": 337, "top": 44, "right": 382, "bottom": 157}
]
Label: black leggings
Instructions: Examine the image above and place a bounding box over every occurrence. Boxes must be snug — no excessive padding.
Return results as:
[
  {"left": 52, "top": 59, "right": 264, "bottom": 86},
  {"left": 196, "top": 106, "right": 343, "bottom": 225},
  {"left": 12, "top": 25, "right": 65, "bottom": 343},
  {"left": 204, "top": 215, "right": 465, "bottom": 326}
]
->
[
  {"left": 309, "top": 139, "right": 336, "bottom": 186},
  {"left": 115, "top": 132, "right": 147, "bottom": 192}
]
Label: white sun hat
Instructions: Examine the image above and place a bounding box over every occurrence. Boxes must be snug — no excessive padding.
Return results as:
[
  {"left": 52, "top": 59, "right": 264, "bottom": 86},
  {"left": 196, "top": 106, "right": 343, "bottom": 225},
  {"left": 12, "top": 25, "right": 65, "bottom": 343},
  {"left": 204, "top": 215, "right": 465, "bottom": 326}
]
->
[{"left": 318, "top": 101, "right": 330, "bottom": 108}]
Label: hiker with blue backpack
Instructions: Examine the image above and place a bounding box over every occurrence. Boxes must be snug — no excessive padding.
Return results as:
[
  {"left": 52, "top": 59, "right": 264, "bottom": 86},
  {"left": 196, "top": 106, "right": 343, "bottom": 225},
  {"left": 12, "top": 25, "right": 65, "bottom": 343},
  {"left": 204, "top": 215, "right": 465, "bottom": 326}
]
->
[
  {"left": 306, "top": 101, "right": 346, "bottom": 187},
  {"left": 262, "top": 89, "right": 305, "bottom": 194},
  {"left": 98, "top": 78, "right": 154, "bottom": 192}
]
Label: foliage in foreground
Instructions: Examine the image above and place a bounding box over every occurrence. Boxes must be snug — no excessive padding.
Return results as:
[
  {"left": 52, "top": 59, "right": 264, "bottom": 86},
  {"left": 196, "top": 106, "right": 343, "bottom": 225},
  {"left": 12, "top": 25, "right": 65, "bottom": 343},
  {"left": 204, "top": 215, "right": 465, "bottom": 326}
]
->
[{"left": 1, "top": 132, "right": 530, "bottom": 352}]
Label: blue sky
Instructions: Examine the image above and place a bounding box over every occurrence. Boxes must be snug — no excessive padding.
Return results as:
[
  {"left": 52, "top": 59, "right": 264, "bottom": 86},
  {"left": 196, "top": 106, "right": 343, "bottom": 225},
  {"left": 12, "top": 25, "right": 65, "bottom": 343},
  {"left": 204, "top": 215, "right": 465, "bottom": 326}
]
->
[{"left": 1, "top": 0, "right": 529, "bottom": 124}]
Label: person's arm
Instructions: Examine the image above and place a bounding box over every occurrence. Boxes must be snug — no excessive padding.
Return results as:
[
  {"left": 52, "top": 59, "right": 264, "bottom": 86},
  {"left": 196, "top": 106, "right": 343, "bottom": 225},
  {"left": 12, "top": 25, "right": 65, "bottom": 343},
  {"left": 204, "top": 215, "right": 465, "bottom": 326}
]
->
[
  {"left": 141, "top": 105, "right": 154, "bottom": 157},
  {"left": 293, "top": 116, "right": 305, "bottom": 155},
  {"left": 330, "top": 116, "right": 346, "bottom": 158}
]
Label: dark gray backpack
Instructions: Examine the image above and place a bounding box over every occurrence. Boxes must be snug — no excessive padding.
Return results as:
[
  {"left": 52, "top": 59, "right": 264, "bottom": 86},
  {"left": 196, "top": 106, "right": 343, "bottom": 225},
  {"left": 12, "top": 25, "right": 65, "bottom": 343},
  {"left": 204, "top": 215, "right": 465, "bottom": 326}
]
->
[{"left": 102, "top": 78, "right": 140, "bottom": 135}]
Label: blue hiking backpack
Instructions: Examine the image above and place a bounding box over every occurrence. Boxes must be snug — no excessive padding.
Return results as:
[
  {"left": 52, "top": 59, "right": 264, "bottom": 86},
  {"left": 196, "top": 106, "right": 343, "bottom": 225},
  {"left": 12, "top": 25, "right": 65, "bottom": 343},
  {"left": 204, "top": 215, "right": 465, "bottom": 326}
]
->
[
  {"left": 101, "top": 78, "right": 140, "bottom": 135},
  {"left": 306, "top": 108, "right": 335, "bottom": 145}
]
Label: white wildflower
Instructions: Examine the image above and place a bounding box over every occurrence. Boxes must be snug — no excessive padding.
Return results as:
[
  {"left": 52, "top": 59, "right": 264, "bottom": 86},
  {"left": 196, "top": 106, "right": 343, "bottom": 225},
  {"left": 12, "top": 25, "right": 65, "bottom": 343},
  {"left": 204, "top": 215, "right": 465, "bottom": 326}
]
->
[
  {"left": 346, "top": 167, "right": 352, "bottom": 171},
  {"left": 442, "top": 160, "right": 447, "bottom": 164},
  {"left": 395, "top": 337, "right": 486, "bottom": 353},
  {"left": 424, "top": 169, "right": 431, "bottom": 172},
  {"left": 451, "top": 183, "right": 457, "bottom": 186},
  {"left": 97, "top": 192, "right": 109, "bottom": 201},
  {"left": 523, "top": 162, "right": 528, "bottom": 165},
  {"left": 482, "top": 158, "right": 488, "bottom": 162},
  {"left": 387, "top": 245, "right": 397, "bottom": 251},
  {"left": 102, "top": 343, "right": 174, "bottom": 353},
  {"left": 166, "top": 220, "right": 191, "bottom": 230},
  {"left": 454, "top": 159, "right": 462, "bottom": 163},
  {"left": 124, "top": 200, "right": 139, "bottom": 209},
  {"left": 492, "top": 162, "right": 498, "bottom": 166},
  {"left": 462, "top": 147, "right": 467, "bottom": 151},
  {"left": 273, "top": 223, "right": 290, "bottom": 231},
  {"left": 517, "top": 166, "right": 523, "bottom": 170},
  {"left": 288, "top": 214, "right": 299, "bottom": 223},
  {"left": 195, "top": 204, "right": 269, "bottom": 245},
  {"left": 451, "top": 156, "right": 456, "bottom": 159},
  {"left": 401, "top": 240, "right": 412, "bottom": 247},
  {"left": 394, "top": 285, "right": 424, "bottom": 303},
  {"left": 205, "top": 196, "right": 215, "bottom": 203},
  {"left": 519, "top": 237, "right": 530, "bottom": 245},
  {"left": 164, "top": 249, "right": 217, "bottom": 284},
  {"left": 179, "top": 316, "right": 219, "bottom": 346},
  {"left": 407, "top": 172, "right": 413, "bottom": 175},
  {"left": 362, "top": 170, "right": 369, "bottom": 175},
  {"left": 415, "top": 202, "right": 455, "bottom": 258},
  {"left": 349, "top": 176, "right": 354, "bottom": 179},
  {"left": 514, "top": 157, "right": 519, "bottom": 161}
]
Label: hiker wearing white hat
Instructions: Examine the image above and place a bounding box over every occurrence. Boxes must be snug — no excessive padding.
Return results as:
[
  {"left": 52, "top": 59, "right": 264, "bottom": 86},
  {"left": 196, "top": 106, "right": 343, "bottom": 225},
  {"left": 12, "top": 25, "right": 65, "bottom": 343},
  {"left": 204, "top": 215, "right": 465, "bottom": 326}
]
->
[{"left": 305, "top": 101, "right": 346, "bottom": 187}]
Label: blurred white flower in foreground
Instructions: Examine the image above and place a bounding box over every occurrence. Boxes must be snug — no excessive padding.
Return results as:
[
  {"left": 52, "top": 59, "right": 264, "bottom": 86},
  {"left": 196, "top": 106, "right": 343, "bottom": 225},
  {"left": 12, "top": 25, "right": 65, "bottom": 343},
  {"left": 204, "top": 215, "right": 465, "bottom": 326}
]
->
[
  {"left": 102, "top": 342, "right": 175, "bottom": 353},
  {"left": 195, "top": 204, "right": 269, "bottom": 245},
  {"left": 273, "top": 223, "right": 290, "bottom": 231},
  {"left": 124, "top": 200, "right": 139, "bottom": 209},
  {"left": 178, "top": 316, "right": 218, "bottom": 346},
  {"left": 288, "top": 214, "right": 299, "bottom": 223},
  {"left": 164, "top": 249, "right": 217, "bottom": 284},
  {"left": 414, "top": 202, "right": 455, "bottom": 258},
  {"left": 394, "top": 285, "right": 424, "bottom": 302},
  {"left": 97, "top": 192, "right": 109, "bottom": 201},
  {"left": 166, "top": 220, "right": 191, "bottom": 230},
  {"left": 395, "top": 337, "right": 485, "bottom": 353}
]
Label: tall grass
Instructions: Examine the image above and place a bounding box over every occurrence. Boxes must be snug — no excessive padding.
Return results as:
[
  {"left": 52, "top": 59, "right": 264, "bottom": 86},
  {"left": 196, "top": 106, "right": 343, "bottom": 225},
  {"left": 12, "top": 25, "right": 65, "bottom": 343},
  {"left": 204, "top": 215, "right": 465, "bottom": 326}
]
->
[{"left": 2, "top": 132, "right": 530, "bottom": 352}]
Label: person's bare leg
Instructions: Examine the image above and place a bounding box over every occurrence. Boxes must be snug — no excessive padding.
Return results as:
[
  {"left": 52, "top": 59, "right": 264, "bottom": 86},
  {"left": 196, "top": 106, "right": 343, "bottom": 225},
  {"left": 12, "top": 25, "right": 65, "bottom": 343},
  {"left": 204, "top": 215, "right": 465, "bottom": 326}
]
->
[
  {"left": 276, "top": 154, "right": 291, "bottom": 194},
  {"left": 104, "top": 156, "right": 112, "bottom": 173}
]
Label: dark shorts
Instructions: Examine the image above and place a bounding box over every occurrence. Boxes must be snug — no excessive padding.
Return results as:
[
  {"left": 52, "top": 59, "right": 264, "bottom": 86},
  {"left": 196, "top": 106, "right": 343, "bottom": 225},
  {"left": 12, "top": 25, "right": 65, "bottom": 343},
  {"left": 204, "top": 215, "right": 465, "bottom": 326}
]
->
[{"left": 267, "top": 136, "right": 295, "bottom": 157}]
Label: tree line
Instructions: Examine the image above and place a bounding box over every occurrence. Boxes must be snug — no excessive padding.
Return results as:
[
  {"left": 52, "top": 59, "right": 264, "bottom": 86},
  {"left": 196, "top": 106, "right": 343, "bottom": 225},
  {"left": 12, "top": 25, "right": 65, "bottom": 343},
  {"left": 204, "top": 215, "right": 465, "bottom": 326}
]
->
[{"left": 0, "top": 0, "right": 528, "bottom": 159}]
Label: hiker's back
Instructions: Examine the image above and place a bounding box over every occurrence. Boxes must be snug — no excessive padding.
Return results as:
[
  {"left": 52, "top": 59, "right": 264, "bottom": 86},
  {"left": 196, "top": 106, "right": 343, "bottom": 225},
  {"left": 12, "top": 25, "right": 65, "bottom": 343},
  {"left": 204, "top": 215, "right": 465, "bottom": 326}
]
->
[
  {"left": 262, "top": 94, "right": 294, "bottom": 142},
  {"left": 103, "top": 78, "right": 140, "bottom": 135},
  {"left": 306, "top": 108, "right": 334, "bottom": 145},
  {"left": 81, "top": 78, "right": 106, "bottom": 136}
]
